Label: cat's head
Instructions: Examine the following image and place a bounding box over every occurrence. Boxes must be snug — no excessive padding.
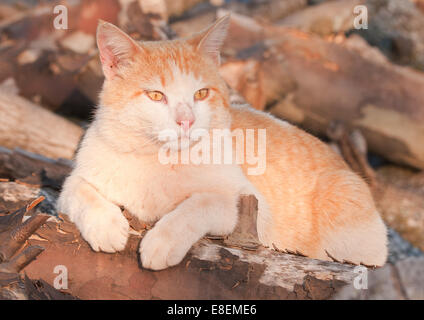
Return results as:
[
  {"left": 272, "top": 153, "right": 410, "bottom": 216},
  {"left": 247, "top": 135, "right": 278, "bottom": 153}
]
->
[{"left": 95, "top": 16, "right": 231, "bottom": 152}]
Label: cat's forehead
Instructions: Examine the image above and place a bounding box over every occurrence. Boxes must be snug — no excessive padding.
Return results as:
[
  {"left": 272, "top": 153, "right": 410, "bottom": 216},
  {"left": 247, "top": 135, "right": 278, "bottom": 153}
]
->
[
  {"left": 134, "top": 40, "right": 211, "bottom": 89},
  {"left": 151, "top": 63, "right": 205, "bottom": 94}
]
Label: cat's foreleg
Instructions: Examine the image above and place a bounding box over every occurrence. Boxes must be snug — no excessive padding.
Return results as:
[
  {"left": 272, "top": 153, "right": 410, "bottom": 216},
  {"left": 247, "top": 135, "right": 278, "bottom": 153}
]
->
[
  {"left": 139, "top": 192, "right": 238, "bottom": 270},
  {"left": 57, "top": 175, "right": 129, "bottom": 253}
]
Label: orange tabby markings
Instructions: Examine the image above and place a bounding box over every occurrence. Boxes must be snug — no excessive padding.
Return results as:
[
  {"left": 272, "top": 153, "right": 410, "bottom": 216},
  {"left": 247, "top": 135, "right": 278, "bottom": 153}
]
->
[{"left": 57, "top": 16, "right": 387, "bottom": 271}]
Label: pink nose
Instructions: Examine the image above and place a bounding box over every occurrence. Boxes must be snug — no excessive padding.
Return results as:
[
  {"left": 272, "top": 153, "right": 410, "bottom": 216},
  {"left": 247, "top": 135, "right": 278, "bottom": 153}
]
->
[
  {"left": 175, "top": 105, "right": 195, "bottom": 131},
  {"left": 176, "top": 119, "right": 194, "bottom": 132}
]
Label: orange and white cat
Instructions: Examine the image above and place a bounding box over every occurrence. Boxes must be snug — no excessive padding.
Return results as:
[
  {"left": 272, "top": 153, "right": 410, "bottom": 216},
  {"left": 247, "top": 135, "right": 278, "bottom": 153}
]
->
[{"left": 57, "top": 16, "right": 388, "bottom": 270}]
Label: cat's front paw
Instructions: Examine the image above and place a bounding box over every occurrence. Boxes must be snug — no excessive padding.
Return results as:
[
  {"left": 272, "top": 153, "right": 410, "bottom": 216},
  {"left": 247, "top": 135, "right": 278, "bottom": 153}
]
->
[
  {"left": 139, "top": 219, "right": 197, "bottom": 270},
  {"left": 78, "top": 203, "right": 130, "bottom": 253}
]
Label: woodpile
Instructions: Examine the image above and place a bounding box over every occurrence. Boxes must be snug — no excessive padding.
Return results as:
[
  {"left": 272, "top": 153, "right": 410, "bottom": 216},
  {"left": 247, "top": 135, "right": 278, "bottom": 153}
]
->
[{"left": 0, "top": 0, "right": 423, "bottom": 300}]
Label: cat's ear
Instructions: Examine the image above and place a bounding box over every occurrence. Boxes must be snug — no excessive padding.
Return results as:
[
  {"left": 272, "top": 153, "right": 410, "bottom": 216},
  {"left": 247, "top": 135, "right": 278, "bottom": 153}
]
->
[
  {"left": 96, "top": 20, "right": 140, "bottom": 80},
  {"left": 188, "top": 14, "right": 230, "bottom": 65}
]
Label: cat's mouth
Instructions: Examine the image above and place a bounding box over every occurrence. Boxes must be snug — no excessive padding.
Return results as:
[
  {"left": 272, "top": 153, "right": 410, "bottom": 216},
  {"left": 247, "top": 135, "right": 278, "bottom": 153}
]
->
[
  {"left": 158, "top": 132, "right": 203, "bottom": 151},
  {"left": 148, "top": 124, "right": 208, "bottom": 151}
]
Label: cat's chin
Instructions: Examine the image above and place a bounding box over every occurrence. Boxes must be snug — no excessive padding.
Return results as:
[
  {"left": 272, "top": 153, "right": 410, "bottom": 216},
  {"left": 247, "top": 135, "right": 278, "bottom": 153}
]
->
[{"left": 160, "top": 135, "right": 202, "bottom": 152}]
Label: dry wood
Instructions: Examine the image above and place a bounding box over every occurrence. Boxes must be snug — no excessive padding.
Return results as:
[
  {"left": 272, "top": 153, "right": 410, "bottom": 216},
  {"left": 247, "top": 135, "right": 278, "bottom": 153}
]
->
[
  {"left": 223, "top": 0, "right": 308, "bottom": 23},
  {"left": 362, "top": 0, "right": 424, "bottom": 71},
  {"left": 0, "top": 146, "right": 72, "bottom": 190},
  {"left": 171, "top": 0, "right": 307, "bottom": 29},
  {"left": 277, "top": 0, "right": 364, "bottom": 36},
  {"left": 0, "top": 90, "right": 83, "bottom": 160},
  {"left": 0, "top": 195, "right": 75, "bottom": 299}
]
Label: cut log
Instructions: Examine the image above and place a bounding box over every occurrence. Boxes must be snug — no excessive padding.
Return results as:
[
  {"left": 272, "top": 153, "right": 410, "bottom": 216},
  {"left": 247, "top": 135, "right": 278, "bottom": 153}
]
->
[
  {"left": 0, "top": 4, "right": 22, "bottom": 21},
  {"left": 224, "top": 0, "right": 308, "bottom": 23},
  {"left": 354, "top": 0, "right": 424, "bottom": 71},
  {"left": 277, "top": 0, "right": 364, "bottom": 36},
  {"left": 0, "top": 89, "right": 83, "bottom": 160},
  {"left": 0, "top": 146, "right": 72, "bottom": 191},
  {"left": 217, "top": 12, "right": 424, "bottom": 170},
  {"left": 171, "top": 0, "right": 307, "bottom": 30}
]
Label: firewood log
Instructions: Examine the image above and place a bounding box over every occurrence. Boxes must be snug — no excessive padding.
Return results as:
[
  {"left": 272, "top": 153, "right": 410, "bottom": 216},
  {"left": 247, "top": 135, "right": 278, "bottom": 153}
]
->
[
  {"left": 0, "top": 89, "right": 83, "bottom": 160},
  {"left": 277, "top": 0, "right": 364, "bottom": 36}
]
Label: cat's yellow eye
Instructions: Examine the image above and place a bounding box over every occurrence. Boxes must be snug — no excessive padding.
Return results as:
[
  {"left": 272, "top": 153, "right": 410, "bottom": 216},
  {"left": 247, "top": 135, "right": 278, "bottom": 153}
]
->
[
  {"left": 194, "top": 88, "right": 209, "bottom": 101},
  {"left": 147, "top": 91, "right": 164, "bottom": 102}
]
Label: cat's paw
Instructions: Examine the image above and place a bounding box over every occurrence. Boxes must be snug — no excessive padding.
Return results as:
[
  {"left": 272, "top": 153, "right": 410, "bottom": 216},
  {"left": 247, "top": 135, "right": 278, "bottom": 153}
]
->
[
  {"left": 139, "top": 219, "right": 197, "bottom": 270},
  {"left": 78, "top": 203, "right": 129, "bottom": 253}
]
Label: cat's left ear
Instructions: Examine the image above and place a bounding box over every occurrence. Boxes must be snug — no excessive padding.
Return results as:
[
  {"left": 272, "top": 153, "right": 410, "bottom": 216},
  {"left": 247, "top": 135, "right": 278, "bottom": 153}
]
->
[{"left": 188, "top": 14, "right": 230, "bottom": 65}]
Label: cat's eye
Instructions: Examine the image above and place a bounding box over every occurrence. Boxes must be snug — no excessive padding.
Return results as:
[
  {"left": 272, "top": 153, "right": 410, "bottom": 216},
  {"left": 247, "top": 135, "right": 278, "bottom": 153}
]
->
[
  {"left": 194, "top": 88, "right": 209, "bottom": 101},
  {"left": 147, "top": 91, "right": 165, "bottom": 102}
]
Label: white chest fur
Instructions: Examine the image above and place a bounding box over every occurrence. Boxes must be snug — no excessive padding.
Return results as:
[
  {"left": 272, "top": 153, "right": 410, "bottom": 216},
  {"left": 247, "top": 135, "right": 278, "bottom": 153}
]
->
[{"left": 73, "top": 128, "right": 252, "bottom": 223}]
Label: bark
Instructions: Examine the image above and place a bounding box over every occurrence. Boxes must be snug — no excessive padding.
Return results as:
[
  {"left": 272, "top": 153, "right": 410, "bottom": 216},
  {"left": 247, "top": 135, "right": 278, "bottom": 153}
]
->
[{"left": 0, "top": 195, "right": 76, "bottom": 300}]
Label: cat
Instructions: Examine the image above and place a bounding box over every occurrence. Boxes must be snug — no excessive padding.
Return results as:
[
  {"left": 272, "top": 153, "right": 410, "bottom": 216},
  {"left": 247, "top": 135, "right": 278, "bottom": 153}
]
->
[{"left": 57, "top": 15, "right": 388, "bottom": 270}]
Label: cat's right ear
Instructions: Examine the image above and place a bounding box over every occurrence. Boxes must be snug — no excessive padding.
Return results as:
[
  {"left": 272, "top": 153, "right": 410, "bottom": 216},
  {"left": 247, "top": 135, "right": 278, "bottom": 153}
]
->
[
  {"left": 187, "top": 14, "right": 230, "bottom": 66},
  {"left": 96, "top": 21, "right": 140, "bottom": 80}
]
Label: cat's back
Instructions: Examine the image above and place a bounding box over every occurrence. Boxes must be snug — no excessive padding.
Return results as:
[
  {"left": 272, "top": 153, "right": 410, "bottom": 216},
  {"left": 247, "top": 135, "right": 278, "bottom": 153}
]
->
[
  {"left": 229, "top": 103, "right": 347, "bottom": 171},
  {"left": 229, "top": 104, "right": 387, "bottom": 265}
]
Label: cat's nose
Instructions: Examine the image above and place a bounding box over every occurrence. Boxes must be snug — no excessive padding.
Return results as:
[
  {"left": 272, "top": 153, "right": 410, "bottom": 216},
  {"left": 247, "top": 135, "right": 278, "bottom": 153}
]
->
[
  {"left": 176, "top": 119, "right": 194, "bottom": 132},
  {"left": 175, "top": 105, "right": 195, "bottom": 131}
]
